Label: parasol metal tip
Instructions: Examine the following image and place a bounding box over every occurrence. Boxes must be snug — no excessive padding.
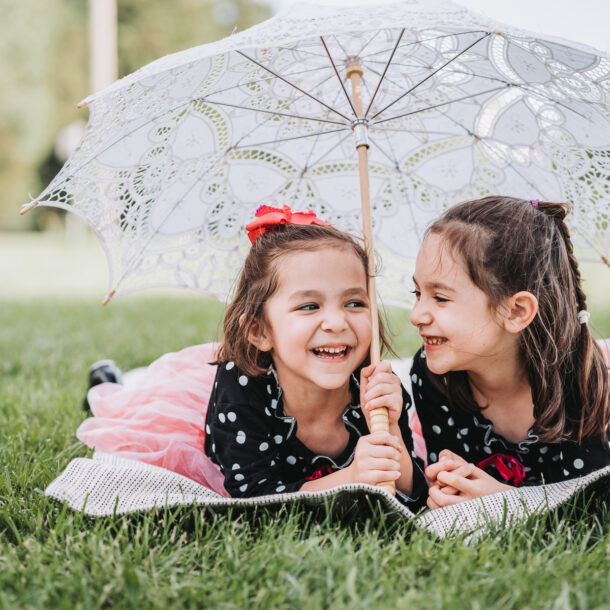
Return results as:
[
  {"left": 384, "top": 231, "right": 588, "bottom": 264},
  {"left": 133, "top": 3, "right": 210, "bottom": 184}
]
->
[
  {"left": 345, "top": 57, "right": 363, "bottom": 78},
  {"left": 20, "top": 200, "right": 39, "bottom": 215},
  {"left": 77, "top": 99, "right": 88, "bottom": 109},
  {"left": 102, "top": 289, "right": 116, "bottom": 306},
  {"left": 493, "top": 29, "right": 502, "bottom": 36},
  {"left": 602, "top": 255, "right": 609, "bottom": 268}
]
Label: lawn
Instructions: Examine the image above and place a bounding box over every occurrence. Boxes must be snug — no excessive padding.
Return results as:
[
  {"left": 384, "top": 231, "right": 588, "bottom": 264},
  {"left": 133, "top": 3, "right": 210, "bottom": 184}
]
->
[{"left": 1, "top": 232, "right": 609, "bottom": 609}]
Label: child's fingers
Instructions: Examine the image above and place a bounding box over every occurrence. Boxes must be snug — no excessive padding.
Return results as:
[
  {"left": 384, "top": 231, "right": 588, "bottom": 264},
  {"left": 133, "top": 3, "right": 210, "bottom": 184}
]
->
[
  {"left": 436, "top": 484, "right": 459, "bottom": 495},
  {"left": 366, "top": 431, "right": 402, "bottom": 452},
  {"left": 363, "top": 394, "right": 402, "bottom": 414},
  {"left": 427, "top": 484, "right": 466, "bottom": 507},
  {"left": 436, "top": 470, "right": 477, "bottom": 496},
  {"left": 438, "top": 449, "right": 468, "bottom": 465}
]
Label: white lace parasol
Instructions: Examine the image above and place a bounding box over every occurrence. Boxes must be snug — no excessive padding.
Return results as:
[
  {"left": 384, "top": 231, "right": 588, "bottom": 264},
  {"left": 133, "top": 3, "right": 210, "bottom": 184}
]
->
[{"left": 23, "top": 0, "right": 610, "bottom": 307}]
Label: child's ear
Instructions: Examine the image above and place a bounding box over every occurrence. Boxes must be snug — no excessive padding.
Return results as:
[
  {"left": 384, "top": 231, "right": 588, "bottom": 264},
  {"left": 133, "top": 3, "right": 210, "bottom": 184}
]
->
[
  {"left": 502, "top": 291, "right": 538, "bottom": 333},
  {"left": 244, "top": 316, "right": 273, "bottom": 352}
]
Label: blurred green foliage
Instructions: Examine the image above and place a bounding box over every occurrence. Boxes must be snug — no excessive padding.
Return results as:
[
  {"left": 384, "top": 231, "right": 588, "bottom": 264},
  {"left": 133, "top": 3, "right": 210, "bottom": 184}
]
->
[{"left": 0, "top": 0, "right": 270, "bottom": 230}]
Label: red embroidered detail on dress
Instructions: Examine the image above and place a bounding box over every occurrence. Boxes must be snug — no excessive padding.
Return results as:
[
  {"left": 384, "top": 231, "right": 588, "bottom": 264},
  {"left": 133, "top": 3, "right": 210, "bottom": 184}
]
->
[
  {"left": 477, "top": 453, "right": 525, "bottom": 486},
  {"left": 306, "top": 465, "right": 335, "bottom": 480}
]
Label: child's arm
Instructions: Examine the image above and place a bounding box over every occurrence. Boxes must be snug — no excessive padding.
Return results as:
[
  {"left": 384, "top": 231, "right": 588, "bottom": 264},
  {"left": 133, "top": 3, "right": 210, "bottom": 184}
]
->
[{"left": 358, "top": 360, "right": 424, "bottom": 498}]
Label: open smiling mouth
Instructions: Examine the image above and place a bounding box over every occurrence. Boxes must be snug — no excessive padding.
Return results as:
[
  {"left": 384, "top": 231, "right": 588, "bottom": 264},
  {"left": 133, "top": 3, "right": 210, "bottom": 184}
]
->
[
  {"left": 423, "top": 336, "right": 447, "bottom": 346},
  {"left": 312, "top": 346, "right": 351, "bottom": 359}
]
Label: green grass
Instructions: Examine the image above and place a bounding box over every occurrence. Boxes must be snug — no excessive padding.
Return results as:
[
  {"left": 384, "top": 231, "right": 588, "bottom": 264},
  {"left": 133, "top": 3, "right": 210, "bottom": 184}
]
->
[
  {"left": 1, "top": 233, "right": 610, "bottom": 608},
  {"left": 1, "top": 298, "right": 610, "bottom": 609}
]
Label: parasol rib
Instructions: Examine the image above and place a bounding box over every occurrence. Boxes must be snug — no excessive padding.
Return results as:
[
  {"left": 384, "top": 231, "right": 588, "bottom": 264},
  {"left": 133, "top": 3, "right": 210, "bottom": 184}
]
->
[
  {"left": 365, "top": 29, "right": 405, "bottom": 118},
  {"left": 236, "top": 50, "right": 352, "bottom": 122},
  {"left": 320, "top": 36, "right": 358, "bottom": 118},
  {"left": 370, "top": 32, "right": 492, "bottom": 121}
]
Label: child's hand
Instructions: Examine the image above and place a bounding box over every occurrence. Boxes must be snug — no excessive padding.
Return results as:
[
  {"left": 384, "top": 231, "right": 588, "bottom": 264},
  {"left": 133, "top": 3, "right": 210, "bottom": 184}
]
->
[
  {"left": 347, "top": 432, "right": 403, "bottom": 486},
  {"left": 360, "top": 360, "right": 403, "bottom": 428},
  {"left": 425, "top": 450, "right": 512, "bottom": 509}
]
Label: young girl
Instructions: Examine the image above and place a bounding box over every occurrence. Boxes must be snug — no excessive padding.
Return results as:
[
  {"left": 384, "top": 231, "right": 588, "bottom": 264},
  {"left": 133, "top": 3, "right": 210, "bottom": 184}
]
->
[
  {"left": 78, "top": 206, "right": 427, "bottom": 509},
  {"left": 408, "top": 196, "right": 610, "bottom": 509}
]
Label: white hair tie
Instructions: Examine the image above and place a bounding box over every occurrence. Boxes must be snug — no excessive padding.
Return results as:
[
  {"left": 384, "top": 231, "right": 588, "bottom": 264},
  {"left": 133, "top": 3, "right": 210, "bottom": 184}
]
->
[{"left": 577, "top": 310, "right": 590, "bottom": 325}]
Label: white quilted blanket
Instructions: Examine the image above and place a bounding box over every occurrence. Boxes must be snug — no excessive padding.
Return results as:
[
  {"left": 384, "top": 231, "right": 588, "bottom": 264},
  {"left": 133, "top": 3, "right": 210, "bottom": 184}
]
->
[{"left": 46, "top": 453, "right": 610, "bottom": 540}]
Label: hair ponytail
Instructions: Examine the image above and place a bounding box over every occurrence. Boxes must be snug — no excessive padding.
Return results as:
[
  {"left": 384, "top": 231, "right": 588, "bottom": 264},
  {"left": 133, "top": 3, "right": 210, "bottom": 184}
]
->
[{"left": 538, "top": 202, "right": 609, "bottom": 442}]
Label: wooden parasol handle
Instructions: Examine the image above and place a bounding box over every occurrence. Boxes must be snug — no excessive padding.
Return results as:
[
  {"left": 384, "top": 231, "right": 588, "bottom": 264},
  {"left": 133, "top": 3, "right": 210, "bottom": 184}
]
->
[{"left": 346, "top": 59, "right": 395, "bottom": 495}]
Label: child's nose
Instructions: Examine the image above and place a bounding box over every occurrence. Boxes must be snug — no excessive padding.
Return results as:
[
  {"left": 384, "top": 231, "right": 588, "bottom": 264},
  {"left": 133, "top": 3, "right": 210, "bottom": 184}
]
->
[
  {"left": 409, "top": 299, "right": 430, "bottom": 327},
  {"left": 321, "top": 307, "right": 348, "bottom": 332}
]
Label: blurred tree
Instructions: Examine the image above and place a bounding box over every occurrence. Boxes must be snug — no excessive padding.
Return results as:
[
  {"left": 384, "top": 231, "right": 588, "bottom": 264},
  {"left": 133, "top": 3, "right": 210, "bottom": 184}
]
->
[{"left": 0, "top": 0, "right": 270, "bottom": 230}]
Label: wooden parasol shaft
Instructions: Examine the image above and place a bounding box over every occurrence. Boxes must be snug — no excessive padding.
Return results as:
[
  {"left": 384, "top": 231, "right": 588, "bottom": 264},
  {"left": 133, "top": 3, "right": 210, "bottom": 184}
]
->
[{"left": 346, "top": 59, "right": 395, "bottom": 495}]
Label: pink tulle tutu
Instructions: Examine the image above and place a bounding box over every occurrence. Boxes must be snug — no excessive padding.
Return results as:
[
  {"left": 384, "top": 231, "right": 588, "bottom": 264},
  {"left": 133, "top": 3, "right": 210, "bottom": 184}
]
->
[{"left": 77, "top": 343, "right": 229, "bottom": 496}]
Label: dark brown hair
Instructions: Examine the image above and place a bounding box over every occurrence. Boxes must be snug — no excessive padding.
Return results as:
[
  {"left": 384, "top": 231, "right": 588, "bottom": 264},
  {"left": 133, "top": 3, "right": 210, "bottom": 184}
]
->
[
  {"left": 424, "top": 196, "right": 608, "bottom": 443},
  {"left": 216, "top": 224, "right": 394, "bottom": 376}
]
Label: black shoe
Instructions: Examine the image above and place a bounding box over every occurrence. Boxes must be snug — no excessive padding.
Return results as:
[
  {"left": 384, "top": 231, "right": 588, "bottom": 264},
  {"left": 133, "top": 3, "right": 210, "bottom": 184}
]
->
[{"left": 83, "top": 359, "right": 123, "bottom": 411}]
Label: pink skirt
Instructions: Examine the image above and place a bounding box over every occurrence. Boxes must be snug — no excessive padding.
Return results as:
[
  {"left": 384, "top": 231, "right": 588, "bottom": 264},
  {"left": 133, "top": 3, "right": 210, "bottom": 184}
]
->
[{"left": 77, "top": 343, "right": 229, "bottom": 496}]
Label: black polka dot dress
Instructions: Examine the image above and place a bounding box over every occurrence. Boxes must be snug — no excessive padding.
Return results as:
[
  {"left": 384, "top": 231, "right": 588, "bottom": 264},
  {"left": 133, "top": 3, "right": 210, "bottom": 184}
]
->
[
  {"left": 204, "top": 360, "right": 427, "bottom": 510},
  {"left": 410, "top": 348, "right": 610, "bottom": 485}
]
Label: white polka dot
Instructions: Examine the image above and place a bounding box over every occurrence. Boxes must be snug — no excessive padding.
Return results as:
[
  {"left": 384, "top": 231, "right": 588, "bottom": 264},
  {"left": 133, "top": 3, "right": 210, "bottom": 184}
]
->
[
  {"left": 286, "top": 456, "right": 296, "bottom": 465},
  {"left": 215, "top": 382, "right": 218, "bottom": 389},
  {"left": 238, "top": 375, "right": 248, "bottom": 386},
  {"left": 273, "top": 435, "right": 283, "bottom": 444},
  {"left": 226, "top": 361, "right": 234, "bottom": 370},
  {"left": 524, "top": 467, "right": 531, "bottom": 472},
  {"left": 456, "top": 433, "right": 462, "bottom": 440},
  {"left": 270, "top": 460, "right": 276, "bottom": 466},
  {"left": 411, "top": 451, "right": 417, "bottom": 459},
  {"left": 539, "top": 446, "right": 548, "bottom": 454},
  {"left": 432, "top": 425, "right": 441, "bottom": 434},
  {"left": 460, "top": 428, "right": 468, "bottom": 436},
  {"left": 463, "top": 443, "right": 470, "bottom": 452},
  {"left": 235, "top": 474, "right": 244, "bottom": 481},
  {"left": 411, "top": 374, "right": 418, "bottom": 384},
  {"left": 258, "top": 479, "right": 267, "bottom": 485},
  {"left": 351, "top": 410, "right": 361, "bottom": 419},
  {"left": 276, "top": 485, "right": 286, "bottom": 492},
  {"left": 265, "top": 407, "right": 271, "bottom": 417},
  {"left": 563, "top": 469, "right": 570, "bottom": 477},
  {"left": 240, "top": 483, "right": 248, "bottom": 492},
  {"left": 430, "top": 452, "right": 437, "bottom": 462},
  {"left": 271, "top": 399, "right": 278, "bottom": 409},
  {"left": 205, "top": 424, "right": 211, "bottom": 434},
  {"left": 218, "top": 413, "right": 226, "bottom": 423},
  {"left": 538, "top": 457, "right": 544, "bottom": 463},
  {"left": 440, "top": 405, "right": 449, "bottom": 412},
  {"left": 573, "top": 459, "right": 584, "bottom": 470},
  {"left": 212, "top": 443, "right": 215, "bottom": 453},
  {"left": 232, "top": 463, "right": 240, "bottom": 470},
  {"left": 227, "top": 412, "right": 236, "bottom": 422},
  {"left": 418, "top": 378, "right": 422, "bottom": 386},
  {"left": 236, "top": 431, "right": 246, "bottom": 444},
  {"left": 447, "top": 417, "right": 454, "bottom": 426},
  {"left": 421, "top": 352, "right": 426, "bottom": 359},
  {"left": 259, "top": 442, "right": 269, "bottom": 451},
  {"left": 267, "top": 384, "right": 272, "bottom": 394},
  {"left": 483, "top": 446, "right": 492, "bottom": 454}
]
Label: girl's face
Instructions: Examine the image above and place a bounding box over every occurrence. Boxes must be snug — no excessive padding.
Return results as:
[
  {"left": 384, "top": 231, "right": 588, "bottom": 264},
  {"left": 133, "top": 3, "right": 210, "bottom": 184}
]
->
[
  {"left": 252, "top": 245, "right": 372, "bottom": 393},
  {"left": 409, "top": 233, "right": 515, "bottom": 376}
]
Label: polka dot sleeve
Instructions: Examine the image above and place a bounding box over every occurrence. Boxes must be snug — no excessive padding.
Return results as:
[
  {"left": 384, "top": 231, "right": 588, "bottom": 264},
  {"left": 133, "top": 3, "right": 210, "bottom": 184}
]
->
[
  {"left": 410, "top": 350, "right": 467, "bottom": 464},
  {"left": 204, "top": 363, "right": 307, "bottom": 498}
]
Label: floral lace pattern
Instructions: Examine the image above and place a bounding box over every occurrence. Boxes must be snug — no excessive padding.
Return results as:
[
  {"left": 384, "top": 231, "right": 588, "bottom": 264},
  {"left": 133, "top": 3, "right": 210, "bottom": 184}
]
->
[{"left": 30, "top": 0, "right": 610, "bottom": 305}]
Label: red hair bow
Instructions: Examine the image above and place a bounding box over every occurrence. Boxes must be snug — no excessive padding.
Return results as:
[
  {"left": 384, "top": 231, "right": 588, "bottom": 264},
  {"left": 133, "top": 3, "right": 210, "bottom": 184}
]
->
[
  {"left": 245, "top": 204, "right": 332, "bottom": 244},
  {"left": 477, "top": 453, "right": 525, "bottom": 486}
]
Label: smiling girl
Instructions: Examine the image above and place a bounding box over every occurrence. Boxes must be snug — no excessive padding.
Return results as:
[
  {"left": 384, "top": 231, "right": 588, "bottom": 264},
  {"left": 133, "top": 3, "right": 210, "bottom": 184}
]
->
[
  {"left": 78, "top": 206, "right": 426, "bottom": 509},
  {"left": 409, "top": 196, "right": 610, "bottom": 509}
]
